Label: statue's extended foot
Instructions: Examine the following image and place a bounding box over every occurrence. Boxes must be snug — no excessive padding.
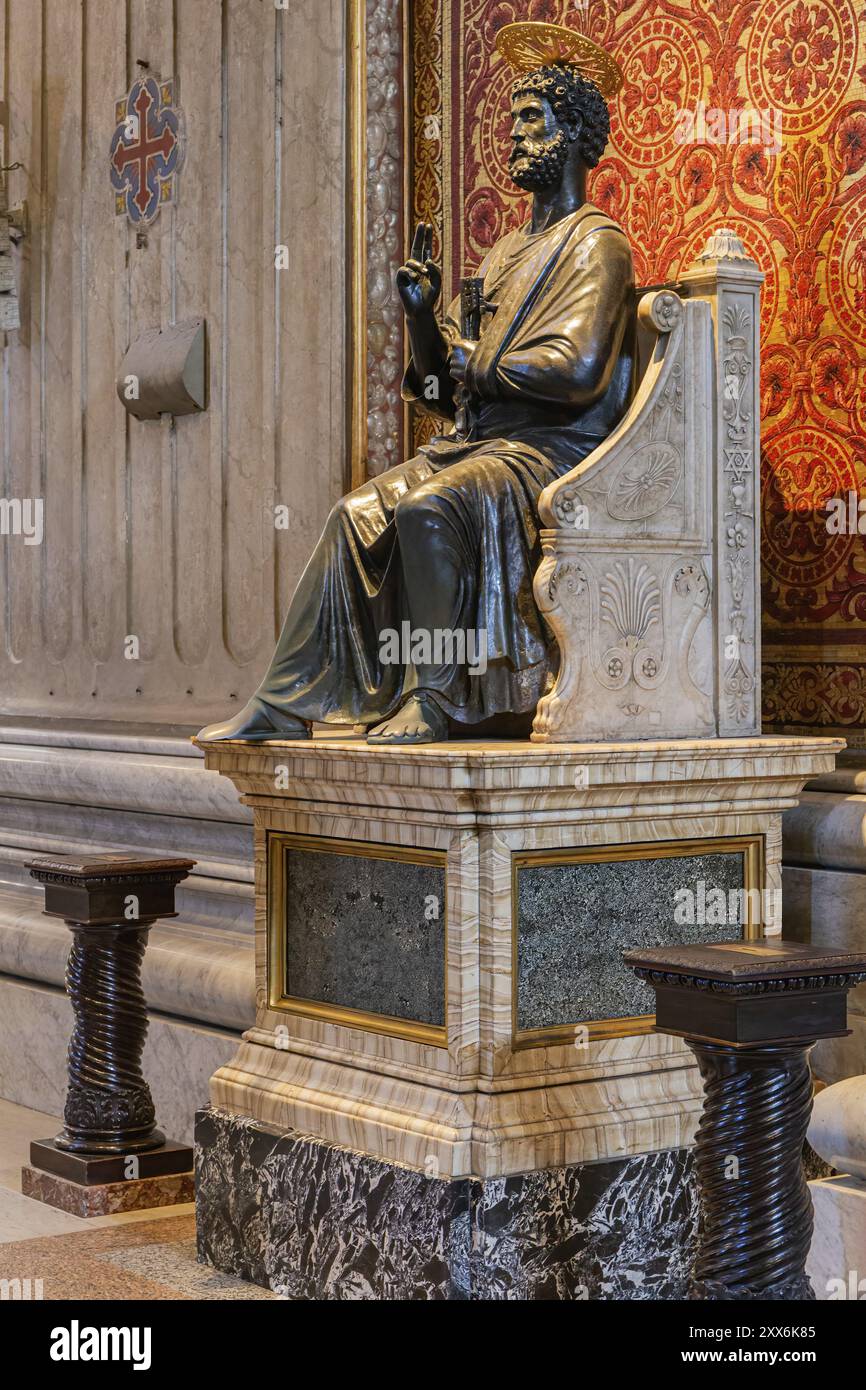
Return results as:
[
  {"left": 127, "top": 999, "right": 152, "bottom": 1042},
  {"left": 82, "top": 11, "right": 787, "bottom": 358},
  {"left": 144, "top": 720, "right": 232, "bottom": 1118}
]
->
[
  {"left": 366, "top": 694, "right": 449, "bottom": 746},
  {"left": 196, "top": 696, "right": 311, "bottom": 743}
]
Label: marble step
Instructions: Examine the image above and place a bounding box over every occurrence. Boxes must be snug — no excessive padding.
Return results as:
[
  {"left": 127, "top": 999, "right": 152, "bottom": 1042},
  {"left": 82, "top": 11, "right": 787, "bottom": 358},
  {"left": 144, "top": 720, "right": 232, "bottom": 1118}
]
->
[{"left": 0, "top": 883, "right": 254, "bottom": 1031}]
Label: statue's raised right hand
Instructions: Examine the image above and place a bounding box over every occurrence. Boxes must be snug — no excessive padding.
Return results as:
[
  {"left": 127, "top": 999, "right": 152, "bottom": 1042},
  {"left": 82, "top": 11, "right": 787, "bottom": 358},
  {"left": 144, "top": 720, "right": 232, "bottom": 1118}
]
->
[{"left": 397, "top": 222, "right": 441, "bottom": 320}]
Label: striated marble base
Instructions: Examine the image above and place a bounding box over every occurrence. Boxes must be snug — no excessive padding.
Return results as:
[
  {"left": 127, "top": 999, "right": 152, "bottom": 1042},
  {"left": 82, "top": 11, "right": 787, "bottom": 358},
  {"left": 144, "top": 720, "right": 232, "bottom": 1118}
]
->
[
  {"left": 194, "top": 737, "right": 836, "bottom": 1298},
  {"left": 199, "top": 734, "right": 839, "bottom": 1179},
  {"left": 21, "top": 1163, "right": 195, "bottom": 1218},
  {"left": 195, "top": 1106, "right": 697, "bottom": 1300}
]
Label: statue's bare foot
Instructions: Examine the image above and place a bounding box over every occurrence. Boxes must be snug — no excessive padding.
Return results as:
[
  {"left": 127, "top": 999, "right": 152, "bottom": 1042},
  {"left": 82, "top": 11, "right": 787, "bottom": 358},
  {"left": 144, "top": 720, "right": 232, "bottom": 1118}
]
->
[
  {"left": 197, "top": 696, "right": 311, "bottom": 743},
  {"left": 366, "top": 694, "right": 448, "bottom": 745}
]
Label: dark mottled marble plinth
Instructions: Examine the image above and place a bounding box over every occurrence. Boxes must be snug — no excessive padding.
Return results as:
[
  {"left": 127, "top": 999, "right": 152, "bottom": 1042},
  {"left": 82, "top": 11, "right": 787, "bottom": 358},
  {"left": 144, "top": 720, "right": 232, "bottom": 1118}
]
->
[
  {"left": 195, "top": 1106, "right": 698, "bottom": 1300},
  {"left": 517, "top": 851, "right": 745, "bottom": 1029}
]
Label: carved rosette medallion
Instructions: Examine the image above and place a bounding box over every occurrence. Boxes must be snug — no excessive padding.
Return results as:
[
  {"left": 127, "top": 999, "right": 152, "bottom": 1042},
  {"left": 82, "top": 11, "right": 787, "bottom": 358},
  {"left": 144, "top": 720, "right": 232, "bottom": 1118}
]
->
[{"left": 607, "top": 442, "right": 682, "bottom": 521}]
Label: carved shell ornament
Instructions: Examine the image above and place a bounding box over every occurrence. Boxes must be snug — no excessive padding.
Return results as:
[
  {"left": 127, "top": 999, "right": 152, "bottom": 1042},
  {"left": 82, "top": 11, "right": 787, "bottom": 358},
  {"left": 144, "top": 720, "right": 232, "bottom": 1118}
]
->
[
  {"left": 600, "top": 559, "right": 661, "bottom": 644},
  {"left": 607, "top": 442, "right": 682, "bottom": 521}
]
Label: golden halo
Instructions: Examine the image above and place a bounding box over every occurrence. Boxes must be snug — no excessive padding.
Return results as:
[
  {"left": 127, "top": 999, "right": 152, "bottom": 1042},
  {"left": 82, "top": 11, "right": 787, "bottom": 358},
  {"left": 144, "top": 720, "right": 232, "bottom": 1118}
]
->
[{"left": 495, "top": 21, "right": 624, "bottom": 99}]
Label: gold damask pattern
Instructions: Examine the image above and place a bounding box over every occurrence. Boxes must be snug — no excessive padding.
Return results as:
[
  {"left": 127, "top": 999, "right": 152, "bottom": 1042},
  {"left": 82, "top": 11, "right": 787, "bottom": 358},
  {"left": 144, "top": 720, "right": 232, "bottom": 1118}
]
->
[
  {"left": 409, "top": 0, "right": 866, "bottom": 736},
  {"left": 409, "top": 0, "right": 447, "bottom": 449}
]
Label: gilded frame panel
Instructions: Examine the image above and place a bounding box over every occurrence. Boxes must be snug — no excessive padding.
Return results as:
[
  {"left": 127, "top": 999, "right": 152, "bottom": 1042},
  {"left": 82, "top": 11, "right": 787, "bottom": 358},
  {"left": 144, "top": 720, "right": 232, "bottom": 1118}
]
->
[
  {"left": 267, "top": 829, "right": 449, "bottom": 1047},
  {"left": 511, "top": 834, "right": 766, "bottom": 1050}
]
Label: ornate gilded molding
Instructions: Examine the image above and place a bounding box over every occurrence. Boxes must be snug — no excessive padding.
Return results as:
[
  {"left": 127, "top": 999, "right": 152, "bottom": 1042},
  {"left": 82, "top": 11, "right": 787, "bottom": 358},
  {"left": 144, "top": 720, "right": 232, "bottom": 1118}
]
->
[{"left": 364, "top": 0, "right": 406, "bottom": 476}]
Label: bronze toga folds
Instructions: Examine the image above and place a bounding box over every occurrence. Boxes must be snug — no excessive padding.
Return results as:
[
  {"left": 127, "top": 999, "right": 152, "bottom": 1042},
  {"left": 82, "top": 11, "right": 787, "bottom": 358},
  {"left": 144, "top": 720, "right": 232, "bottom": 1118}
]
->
[{"left": 254, "top": 204, "right": 635, "bottom": 729}]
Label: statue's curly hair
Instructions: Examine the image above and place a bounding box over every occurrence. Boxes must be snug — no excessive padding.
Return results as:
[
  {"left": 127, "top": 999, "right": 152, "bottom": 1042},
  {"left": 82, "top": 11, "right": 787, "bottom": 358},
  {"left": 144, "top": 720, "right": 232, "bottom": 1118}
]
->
[{"left": 511, "top": 63, "right": 610, "bottom": 169}]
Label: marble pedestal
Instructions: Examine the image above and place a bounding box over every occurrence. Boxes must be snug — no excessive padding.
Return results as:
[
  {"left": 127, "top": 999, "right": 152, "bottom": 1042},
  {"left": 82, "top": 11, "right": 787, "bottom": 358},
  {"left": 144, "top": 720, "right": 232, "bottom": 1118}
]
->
[
  {"left": 21, "top": 1158, "right": 195, "bottom": 1218},
  {"left": 784, "top": 750, "right": 866, "bottom": 1081},
  {"left": 194, "top": 734, "right": 839, "bottom": 1299},
  {"left": 807, "top": 1176, "right": 866, "bottom": 1299},
  {"left": 806, "top": 1074, "right": 866, "bottom": 1298}
]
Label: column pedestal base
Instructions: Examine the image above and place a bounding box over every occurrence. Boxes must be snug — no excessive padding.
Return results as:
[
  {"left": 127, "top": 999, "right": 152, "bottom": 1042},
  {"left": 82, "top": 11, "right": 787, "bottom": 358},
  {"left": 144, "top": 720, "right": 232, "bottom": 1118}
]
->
[
  {"left": 195, "top": 1105, "right": 697, "bottom": 1301},
  {"left": 21, "top": 1160, "right": 194, "bottom": 1218}
]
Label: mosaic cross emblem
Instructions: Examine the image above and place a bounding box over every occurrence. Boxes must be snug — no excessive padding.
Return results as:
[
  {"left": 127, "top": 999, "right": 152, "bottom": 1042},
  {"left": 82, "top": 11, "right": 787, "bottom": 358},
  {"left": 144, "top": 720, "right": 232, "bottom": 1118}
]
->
[{"left": 110, "top": 76, "right": 184, "bottom": 226}]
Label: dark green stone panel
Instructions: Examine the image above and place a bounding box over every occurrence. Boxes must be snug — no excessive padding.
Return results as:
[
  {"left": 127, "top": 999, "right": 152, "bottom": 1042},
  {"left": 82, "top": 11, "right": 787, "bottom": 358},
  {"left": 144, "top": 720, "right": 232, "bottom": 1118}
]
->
[
  {"left": 283, "top": 845, "right": 445, "bottom": 1027},
  {"left": 517, "top": 850, "right": 747, "bottom": 1030}
]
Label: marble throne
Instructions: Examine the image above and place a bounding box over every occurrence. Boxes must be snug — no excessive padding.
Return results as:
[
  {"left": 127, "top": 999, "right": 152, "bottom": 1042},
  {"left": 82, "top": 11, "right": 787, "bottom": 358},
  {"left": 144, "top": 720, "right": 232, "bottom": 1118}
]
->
[
  {"left": 193, "top": 233, "right": 842, "bottom": 1300},
  {"left": 533, "top": 227, "right": 762, "bottom": 744}
]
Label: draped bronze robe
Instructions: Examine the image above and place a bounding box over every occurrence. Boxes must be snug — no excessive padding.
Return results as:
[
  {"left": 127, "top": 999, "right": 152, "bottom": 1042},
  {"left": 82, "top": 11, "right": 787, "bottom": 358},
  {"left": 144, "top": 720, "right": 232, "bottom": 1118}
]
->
[{"left": 255, "top": 203, "right": 635, "bottom": 728}]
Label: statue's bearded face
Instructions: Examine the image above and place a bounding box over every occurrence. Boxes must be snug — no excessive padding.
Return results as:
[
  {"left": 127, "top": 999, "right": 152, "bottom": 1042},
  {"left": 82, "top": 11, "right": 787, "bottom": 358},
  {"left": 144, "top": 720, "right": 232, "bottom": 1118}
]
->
[{"left": 508, "top": 91, "right": 571, "bottom": 192}]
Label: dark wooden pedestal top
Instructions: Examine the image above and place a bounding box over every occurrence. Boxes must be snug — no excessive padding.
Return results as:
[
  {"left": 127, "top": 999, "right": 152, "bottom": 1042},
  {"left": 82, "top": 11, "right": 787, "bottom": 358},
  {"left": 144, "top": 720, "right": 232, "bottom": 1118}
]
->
[
  {"left": 623, "top": 938, "right": 866, "bottom": 985},
  {"left": 26, "top": 853, "right": 196, "bottom": 926},
  {"left": 26, "top": 853, "right": 196, "bottom": 880},
  {"left": 623, "top": 939, "right": 866, "bottom": 1048}
]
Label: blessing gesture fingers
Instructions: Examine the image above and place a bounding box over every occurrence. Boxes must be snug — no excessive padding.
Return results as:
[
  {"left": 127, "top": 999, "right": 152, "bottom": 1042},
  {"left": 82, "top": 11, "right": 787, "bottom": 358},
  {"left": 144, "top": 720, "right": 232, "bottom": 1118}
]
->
[{"left": 396, "top": 221, "right": 442, "bottom": 319}]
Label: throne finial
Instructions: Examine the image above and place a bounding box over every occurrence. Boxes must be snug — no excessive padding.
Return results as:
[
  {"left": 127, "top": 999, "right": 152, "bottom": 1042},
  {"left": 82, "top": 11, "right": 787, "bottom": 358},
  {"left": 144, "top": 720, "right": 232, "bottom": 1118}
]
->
[{"left": 697, "top": 228, "right": 753, "bottom": 264}]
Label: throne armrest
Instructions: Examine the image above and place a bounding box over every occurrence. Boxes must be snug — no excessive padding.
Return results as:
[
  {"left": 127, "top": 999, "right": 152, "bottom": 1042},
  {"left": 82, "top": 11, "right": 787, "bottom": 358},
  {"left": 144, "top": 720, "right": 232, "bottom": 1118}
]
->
[{"left": 537, "top": 289, "right": 686, "bottom": 530}]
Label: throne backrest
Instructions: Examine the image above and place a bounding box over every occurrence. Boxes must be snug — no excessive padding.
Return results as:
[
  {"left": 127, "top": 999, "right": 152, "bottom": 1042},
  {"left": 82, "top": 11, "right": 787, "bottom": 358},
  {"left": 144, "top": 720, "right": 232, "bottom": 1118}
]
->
[{"left": 531, "top": 229, "right": 764, "bottom": 744}]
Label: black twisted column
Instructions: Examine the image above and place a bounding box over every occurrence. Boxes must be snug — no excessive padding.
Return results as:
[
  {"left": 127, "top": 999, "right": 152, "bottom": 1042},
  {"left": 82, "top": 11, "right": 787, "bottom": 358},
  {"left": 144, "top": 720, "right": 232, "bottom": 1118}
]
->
[
  {"left": 688, "top": 1040, "right": 815, "bottom": 1299},
  {"left": 62, "top": 917, "right": 161, "bottom": 1152},
  {"left": 623, "top": 939, "right": 866, "bottom": 1301},
  {"left": 26, "top": 854, "right": 195, "bottom": 1181}
]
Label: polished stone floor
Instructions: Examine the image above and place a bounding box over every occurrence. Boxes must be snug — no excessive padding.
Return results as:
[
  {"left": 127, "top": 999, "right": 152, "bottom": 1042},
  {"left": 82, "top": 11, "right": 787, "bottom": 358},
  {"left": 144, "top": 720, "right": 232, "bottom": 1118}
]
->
[{"left": 0, "top": 1099, "right": 277, "bottom": 1299}]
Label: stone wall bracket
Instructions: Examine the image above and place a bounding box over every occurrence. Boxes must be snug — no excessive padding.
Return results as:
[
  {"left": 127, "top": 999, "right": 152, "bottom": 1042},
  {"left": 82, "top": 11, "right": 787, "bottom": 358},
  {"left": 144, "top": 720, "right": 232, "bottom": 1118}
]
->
[{"left": 116, "top": 316, "right": 207, "bottom": 420}]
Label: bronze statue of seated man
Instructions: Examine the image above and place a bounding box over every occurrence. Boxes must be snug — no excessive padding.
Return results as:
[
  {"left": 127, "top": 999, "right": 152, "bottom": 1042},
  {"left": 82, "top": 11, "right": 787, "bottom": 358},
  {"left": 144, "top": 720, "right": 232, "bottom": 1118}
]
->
[{"left": 198, "top": 23, "right": 634, "bottom": 747}]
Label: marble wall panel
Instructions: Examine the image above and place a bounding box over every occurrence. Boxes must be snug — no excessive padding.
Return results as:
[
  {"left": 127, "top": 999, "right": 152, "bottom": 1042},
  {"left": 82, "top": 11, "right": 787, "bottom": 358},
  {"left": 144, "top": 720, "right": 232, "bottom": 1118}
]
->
[{"left": 0, "top": 0, "right": 347, "bottom": 724}]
